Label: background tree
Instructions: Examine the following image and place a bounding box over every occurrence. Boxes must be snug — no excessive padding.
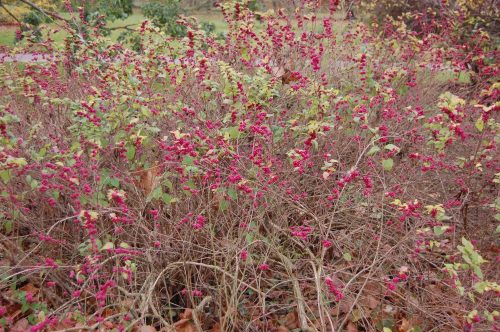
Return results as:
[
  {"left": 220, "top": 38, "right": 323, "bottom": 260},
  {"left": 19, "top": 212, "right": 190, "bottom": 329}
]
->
[
  {"left": 0, "top": 0, "right": 58, "bottom": 24},
  {"left": 142, "top": 0, "right": 186, "bottom": 37}
]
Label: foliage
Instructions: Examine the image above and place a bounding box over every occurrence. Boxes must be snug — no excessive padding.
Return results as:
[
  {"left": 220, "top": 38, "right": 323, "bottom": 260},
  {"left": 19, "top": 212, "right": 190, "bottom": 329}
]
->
[
  {"left": 361, "top": 0, "right": 499, "bottom": 38},
  {"left": 66, "top": 0, "right": 133, "bottom": 21},
  {"left": 142, "top": 0, "right": 187, "bottom": 37},
  {"left": 0, "top": 0, "right": 498, "bottom": 331},
  {"left": 0, "top": 0, "right": 58, "bottom": 24}
]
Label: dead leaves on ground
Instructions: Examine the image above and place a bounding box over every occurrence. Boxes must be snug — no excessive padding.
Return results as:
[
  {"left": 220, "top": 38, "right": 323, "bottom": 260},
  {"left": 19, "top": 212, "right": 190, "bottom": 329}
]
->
[
  {"left": 0, "top": 282, "right": 39, "bottom": 330},
  {"left": 172, "top": 309, "right": 196, "bottom": 332},
  {"left": 330, "top": 278, "right": 428, "bottom": 332},
  {"left": 0, "top": 279, "right": 454, "bottom": 332}
]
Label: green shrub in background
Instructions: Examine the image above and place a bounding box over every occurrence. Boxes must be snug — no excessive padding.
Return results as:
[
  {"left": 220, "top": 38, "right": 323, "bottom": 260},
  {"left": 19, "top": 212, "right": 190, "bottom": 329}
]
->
[{"left": 142, "top": 0, "right": 186, "bottom": 37}]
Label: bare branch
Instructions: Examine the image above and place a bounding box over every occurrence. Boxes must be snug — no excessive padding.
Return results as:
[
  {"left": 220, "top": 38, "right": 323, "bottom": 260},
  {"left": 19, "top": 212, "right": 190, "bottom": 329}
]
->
[{"left": 108, "top": 24, "right": 137, "bottom": 31}]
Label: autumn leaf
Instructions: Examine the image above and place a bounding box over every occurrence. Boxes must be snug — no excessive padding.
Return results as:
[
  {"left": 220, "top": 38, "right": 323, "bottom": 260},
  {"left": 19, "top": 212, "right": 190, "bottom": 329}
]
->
[
  {"left": 345, "top": 321, "right": 359, "bottom": 332},
  {"left": 174, "top": 319, "right": 196, "bottom": 332},
  {"left": 174, "top": 309, "right": 196, "bottom": 332},
  {"left": 209, "top": 323, "right": 221, "bottom": 332},
  {"left": 282, "top": 310, "right": 300, "bottom": 329}
]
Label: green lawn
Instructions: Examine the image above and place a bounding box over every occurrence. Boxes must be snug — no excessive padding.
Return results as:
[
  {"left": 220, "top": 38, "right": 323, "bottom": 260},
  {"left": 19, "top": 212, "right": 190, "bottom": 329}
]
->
[
  {"left": 0, "top": 11, "right": 231, "bottom": 48},
  {"left": 0, "top": 26, "right": 15, "bottom": 46}
]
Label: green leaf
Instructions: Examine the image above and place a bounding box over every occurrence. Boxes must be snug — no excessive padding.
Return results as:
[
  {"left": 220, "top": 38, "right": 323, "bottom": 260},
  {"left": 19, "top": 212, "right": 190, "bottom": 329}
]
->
[
  {"left": 21, "top": 302, "right": 30, "bottom": 313},
  {"left": 433, "top": 226, "right": 446, "bottom": 236},
  {"left": 219, "top": 199, "right": 230, "bottom": 212},
  {"left": 312, "top": 139, "right": 319, "bottom": 150},
  {"left": 245, "top": 232, "right": 254, "bottom": 244},
  {"left": 271, "top": 125, "right": 284, "bottom": 142},
  {"left": 473, "top": 265, "right": 483, "bottom": 279},
  {"left": 0, "top": 170, "right": 11, "bottom": 184},
  {"left": 26, "top": 175, "right": 39, "bottom": 190},
  {"left": 382, "top": 158, "right": 394, "bottom": 171},
  {"left": 461, "top": 237, "right": 474, "bottom": 251},
  {"left": 384, "top": 144, "right": 400, "bottom": 152},
  {"left": 101, "top": 242, "right": 115, "bottom": 251},
  {"left": 241, "top": 47, "right": 250, "bottom": 61},
  {"left": 141, "top": 107, "right": 152, "bottom": 117},
  {"left": 367, "top": 145, "right": 380, "bottom": 156},
  {"left": 162, "top": 193, "right": 176, "bottom": 205},
  {"left": 226, "top": 126, "right": 242, "bottom": 139},
  {"left": 227, "top": 188, "right": 238, "bottom": 200},
  {"left": 182, "top": 155, "right": 194, "bottom": 166},
  {"left": 343, "top": 252, "right": 352, "bottom": 262},
  {"left": 163, "top": 179, "right": 173, "bottom": 191},
  {"left": 126, "top": 145, "right": 136, "bottom": 161},
  {"left": 109, "top": 178, "right": 120, "bottom": 188},
  {"left": 475, "top": 117, "right": 484, "bottom": 132},
  {"left": 473, "top": 281, "right": 489, "bottom": 293},
  {"left": 149, "top": 186, "right": 163, "bottom": 200},
  {"left": 7, "top": 157, "right": 27, "bottom": 166},
  {"left": 3, "top": 220, "right": 13, "bottom": 234}
]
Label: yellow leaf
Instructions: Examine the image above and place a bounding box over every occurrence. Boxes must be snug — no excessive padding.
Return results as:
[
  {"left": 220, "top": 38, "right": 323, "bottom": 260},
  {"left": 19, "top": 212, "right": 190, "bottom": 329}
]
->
[{"left": 475, "top": 117, "right": 484, "bottom": 132}]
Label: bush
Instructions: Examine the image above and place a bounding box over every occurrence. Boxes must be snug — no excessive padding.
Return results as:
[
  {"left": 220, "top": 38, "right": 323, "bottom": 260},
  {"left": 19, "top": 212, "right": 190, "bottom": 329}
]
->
[
  {"left": 361, "top": 0, "right": 499, "bottom": 38},
  {"left": 0, "top": 1, "right": 498, "bottom": 331},
  {"left": 68, "top": 0, "right": 133, "bottom": 21}
]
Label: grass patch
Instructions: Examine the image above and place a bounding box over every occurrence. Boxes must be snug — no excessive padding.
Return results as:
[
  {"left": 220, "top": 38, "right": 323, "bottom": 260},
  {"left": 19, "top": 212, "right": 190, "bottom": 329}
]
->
[
  {"left": 0, "top": 11, "right": 230, "bottom": 48},
  {"left": 0, "top": 26, "right": 16, "bottom": 47}
]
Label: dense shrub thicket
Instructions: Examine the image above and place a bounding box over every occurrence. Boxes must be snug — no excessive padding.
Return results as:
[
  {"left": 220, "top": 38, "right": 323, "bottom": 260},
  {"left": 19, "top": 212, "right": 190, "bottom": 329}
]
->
[{"left": 0, "top": 0, "right": 498, "bottom": 331}]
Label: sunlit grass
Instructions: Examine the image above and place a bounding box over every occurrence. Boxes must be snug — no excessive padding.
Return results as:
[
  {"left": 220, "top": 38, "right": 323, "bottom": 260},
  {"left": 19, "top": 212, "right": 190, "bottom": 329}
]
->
[{"left": 0, "top": 26, "right": 16, "bottom": 46}]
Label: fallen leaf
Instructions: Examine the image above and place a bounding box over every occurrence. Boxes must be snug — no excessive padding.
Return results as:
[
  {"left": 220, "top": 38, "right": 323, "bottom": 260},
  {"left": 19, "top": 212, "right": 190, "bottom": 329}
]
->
[
  {"left": 12, "top": 318, "right": 29, "bottom": 332},
  {"left": 281, "top": 69, "right": 300, "bottom": 84},
  {"left": 179, "top": 308, "right": 193, "bottom": 320},
  {"left": 359, "top": 294, "right": 380, "bottom": 312},
  {"left": 209, "top": 323, "right": 221, "bottom": 332},
  {"left": 345, "top": 321, "right": 359, "bottom": 332},
  {"left": 138, "top": 326, "right": 157, "bottom": 332},
  {"left": 103, "top": 320, "right": 115, "bottom": 329},
  {"left": 274, "top": 327, "right": 290, "bottom": 332},
  {"left": 332, "top": 298, "right": 354, "bottom": 316},
  {"left": 272, "top": 66, "right": 285, "bottom": 78},
  {"left": 9, "top": 308, "right": 22, "bottom": 322},
  {"left": 20, "top": 283, "right": 39, "bottom": 296},
  {"left": 174, "top": 319, "right": 196, "bottom": 332},
  {"left": 102, "top": 308, "right": 114, "bottom": 318},
  {"left": 120, "top": 298, "right": 134, "bottom": 310},
  {"left": 399, "top": 318, "right": 412, "bottom": 332},
  {"left": 282, "top": 310, "right": 299, "bottom": 329}
]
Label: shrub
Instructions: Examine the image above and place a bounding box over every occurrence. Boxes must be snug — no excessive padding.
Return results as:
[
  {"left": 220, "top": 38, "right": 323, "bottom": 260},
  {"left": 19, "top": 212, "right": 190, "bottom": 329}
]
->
[{"left": 0, "top": 0, "right": 498, "bottom": 331}]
